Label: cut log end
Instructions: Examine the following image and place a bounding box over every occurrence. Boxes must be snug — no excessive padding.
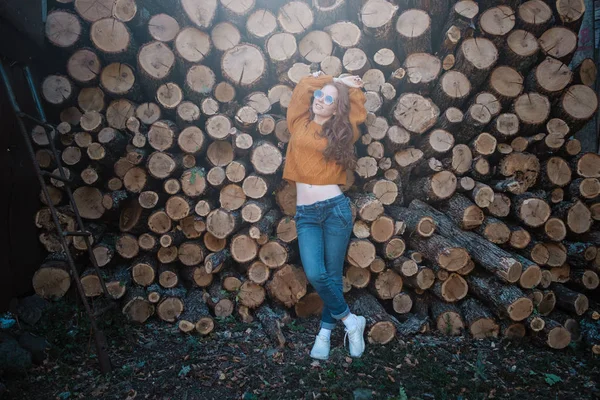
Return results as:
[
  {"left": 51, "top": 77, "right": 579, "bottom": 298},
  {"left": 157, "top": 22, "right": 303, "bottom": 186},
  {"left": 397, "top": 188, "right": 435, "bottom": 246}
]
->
[
  {"left": 440, "top": 248, "right": 470, "bottom": 272},
  {"left": 367, "top": 321, "right": 396, "bottom": 345},
  {"left": 503, "top": 322, "right": 526, "bottom": 339},
  {"left": 507, "top": 297, "right": 533, "bottom": 322},
  {"left": 196, "top": 318, "right": 215, "bottom": 335},
  {"left": 33, "top": 264, "right": 71, "bottom": 299},
  {"left": 547, "top": 326, "right": 571, "bottom": 349},
  {"left": 416, "top": 217, "right": 435, "bottom": 237},
  {"left": 435, "top": 311, "right": 464, "bottom": 336},
  {"left": 520, "top": 265, "right": 542, "bottom": 289},
  {"left": 470, "top": 319, "right": 500, "bottom": 339},
  {"left": 437, "top": 274, "right": 468, "bottom": 302},
  {"left": 506, "top": 261, "right": 524, "bottom": 284}
]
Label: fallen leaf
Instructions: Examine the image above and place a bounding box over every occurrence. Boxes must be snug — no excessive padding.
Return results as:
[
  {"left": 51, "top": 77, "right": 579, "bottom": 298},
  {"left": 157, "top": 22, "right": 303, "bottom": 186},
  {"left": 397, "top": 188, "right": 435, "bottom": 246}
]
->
[{"left": 544, "top": 373, "right": 562, "bottom": 386}]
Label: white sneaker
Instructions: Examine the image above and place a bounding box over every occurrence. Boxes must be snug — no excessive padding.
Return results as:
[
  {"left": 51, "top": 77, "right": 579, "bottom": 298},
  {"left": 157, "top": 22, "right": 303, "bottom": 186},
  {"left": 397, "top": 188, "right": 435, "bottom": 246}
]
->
[
  {"left": 310, "top": 333, "right": 330, "bottom": 360},
  {"left": 344, "top": 316, "right": 366, "bottom": 357}
]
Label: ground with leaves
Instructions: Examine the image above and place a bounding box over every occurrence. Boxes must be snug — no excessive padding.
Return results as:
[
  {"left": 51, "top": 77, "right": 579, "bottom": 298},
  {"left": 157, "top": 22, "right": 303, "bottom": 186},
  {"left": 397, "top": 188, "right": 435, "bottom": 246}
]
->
[{"left": 2, "top": 300, "right": 599, "bottom": 400}]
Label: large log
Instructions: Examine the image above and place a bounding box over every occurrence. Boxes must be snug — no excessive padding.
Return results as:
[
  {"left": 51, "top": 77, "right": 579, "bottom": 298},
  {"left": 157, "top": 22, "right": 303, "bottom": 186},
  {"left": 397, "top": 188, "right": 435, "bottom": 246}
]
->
[
  {"left": 430, "top": 297, "right": 464, "bottom": 335},
  {"left": 369, "top": 269, "right": 403, "bottom": 300},
  {"left": 551, "top": 284, "right": 589, "bottom": 316},
  {"left": 475, "top": 216, "right": 511, "bottom": 245},
  {"left": 393, "top": 93, "right": 439, "bottom": 135},
  {"left": 144, "top": 285, "right": 181, "bottom": 321},
  {"left": 431, "top": 71, "right": 471, "bottom": 109},
  {"left": 32, "top": 253, "right": 71, "bottom": 299},
  {"left": 266, "top": 264, "right": 307, "bottom": 308},
  {"left": 556, "top": 85, "right": 598, "bottom": 132},
  {"left": 573, "top": 58, "right": 597, "bottom": 87},
  {"left": 539, "top": 27, "right": 577, "bottom": 64},
  {"left": 146, "top": 13, "right": 180, "bottom": 42},
  {"left": 431, "top": 273, "right": 468, "bottom": 303},
  {"left": 459, "top": 298, "right": 499, "bottom": 338},
  {"left": 206, "top": 208, "right": 243, "bottom": 239},
  {"left": 553, "top": 200, "right": 592, "bottom": 235},
  {"left": 407, "top": 171, "right": 457, "bottom": 202},
  {"left": 46, "top": 10, "right": 83, "bottom": 49},
  {"left": 123, "top": 286, "right": 155, "bottom": 323},
  {"left": 395, "top": 9, "right": 431, "bottom": 55},
  {"left": 480, "top": 5, "right": 515, "bottom": 46},
  {"left": 511, "top": 253, "right": 542, "bottom": 289},
  {"left": 516, "top": 1, "right": 553, "bottom": 36},
  {"left": 437, "top": 193, "right": 484, "bottom": 230},
  {"left": 531, "top": 317, "right": 571, "bottom": 349},
  {"left": 467, "top": 274, "right": 533, "bottom": 321},
  {"left": 408, "top": 234, "right": 470, "bottom": 272},
  {"left": 454, "top": 38, "right": 498, "bottom": 87},
  {"left": 409, "top": 200, "right": 522, "bottom": 283}
]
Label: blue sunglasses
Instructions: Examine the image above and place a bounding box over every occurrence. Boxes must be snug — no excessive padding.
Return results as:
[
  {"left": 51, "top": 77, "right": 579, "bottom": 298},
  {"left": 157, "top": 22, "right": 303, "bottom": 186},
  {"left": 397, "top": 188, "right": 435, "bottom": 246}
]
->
[{"left": 314, "top": 89, "right": 335, "bottom": 105}]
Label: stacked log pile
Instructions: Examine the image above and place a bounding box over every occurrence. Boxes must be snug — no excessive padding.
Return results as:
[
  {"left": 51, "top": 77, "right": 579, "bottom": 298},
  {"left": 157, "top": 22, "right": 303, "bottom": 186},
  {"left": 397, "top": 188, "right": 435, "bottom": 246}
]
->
[{"left": 33, "top": 0, "right": 600, "bottom": 351}]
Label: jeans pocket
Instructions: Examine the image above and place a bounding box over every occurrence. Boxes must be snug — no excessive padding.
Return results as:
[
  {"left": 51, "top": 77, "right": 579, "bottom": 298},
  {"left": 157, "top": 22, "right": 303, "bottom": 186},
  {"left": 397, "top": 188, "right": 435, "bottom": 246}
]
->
[{"left": 333, "top": 203, "right": 352, "bottom": 229}]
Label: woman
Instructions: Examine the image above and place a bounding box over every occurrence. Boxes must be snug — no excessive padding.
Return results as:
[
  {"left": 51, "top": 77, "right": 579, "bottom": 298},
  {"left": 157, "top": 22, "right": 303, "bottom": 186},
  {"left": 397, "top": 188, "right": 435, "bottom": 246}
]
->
[{"left": 283, "top": 71, "right": 367, "bottom": 360}]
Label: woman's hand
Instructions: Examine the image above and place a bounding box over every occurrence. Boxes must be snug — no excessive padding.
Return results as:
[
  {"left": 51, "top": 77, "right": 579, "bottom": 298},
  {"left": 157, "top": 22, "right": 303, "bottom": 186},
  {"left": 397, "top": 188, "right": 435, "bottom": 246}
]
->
[{"left": 336, "top": 74, "right": 364, "bottom": 88}]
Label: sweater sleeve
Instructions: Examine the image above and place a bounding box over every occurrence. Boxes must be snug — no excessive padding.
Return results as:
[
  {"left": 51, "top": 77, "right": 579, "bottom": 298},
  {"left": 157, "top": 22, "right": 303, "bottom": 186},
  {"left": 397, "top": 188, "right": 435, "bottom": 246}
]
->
[
  {"left": 287, "top": 74, "right": 334, "bottom": 134},
  {"left": 348, "top": 88, "right": 367, "bottom": 143}
]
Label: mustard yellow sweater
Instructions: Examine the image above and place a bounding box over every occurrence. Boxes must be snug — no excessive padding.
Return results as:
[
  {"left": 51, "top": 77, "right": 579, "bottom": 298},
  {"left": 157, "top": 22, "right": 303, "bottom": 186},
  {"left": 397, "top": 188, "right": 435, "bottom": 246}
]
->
[{"left": 282, "top": 75, "right": 367, "bottom": 185}]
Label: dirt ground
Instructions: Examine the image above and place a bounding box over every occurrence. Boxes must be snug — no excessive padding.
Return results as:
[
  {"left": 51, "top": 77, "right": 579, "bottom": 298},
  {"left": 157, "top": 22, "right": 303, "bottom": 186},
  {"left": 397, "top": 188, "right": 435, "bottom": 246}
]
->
[{"left": 2, "top": 300, "right": 600, "bottom": 400}]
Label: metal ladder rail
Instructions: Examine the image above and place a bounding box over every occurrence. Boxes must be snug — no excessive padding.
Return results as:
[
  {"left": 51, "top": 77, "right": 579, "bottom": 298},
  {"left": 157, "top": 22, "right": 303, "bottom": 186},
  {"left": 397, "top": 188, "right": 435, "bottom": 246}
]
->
[
  {"left": 0, "top": 60, "right": 112, "bottom": 373},
  {"left": 21, "top": 65, "right": 113, "bottom": 303}
]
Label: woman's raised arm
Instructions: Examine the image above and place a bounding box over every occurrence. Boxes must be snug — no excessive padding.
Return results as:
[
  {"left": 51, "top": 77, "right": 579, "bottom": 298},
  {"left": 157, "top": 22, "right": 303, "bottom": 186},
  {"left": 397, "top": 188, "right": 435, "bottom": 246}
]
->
[
  {"left": 348, "top": 88, "right": 367, "bottom": 143},
  {"left": 286, "top": 74, "right": 333, "bottom": 134},
  {"left": 335, "top": 74, "right": 367, "bottom": 143}
]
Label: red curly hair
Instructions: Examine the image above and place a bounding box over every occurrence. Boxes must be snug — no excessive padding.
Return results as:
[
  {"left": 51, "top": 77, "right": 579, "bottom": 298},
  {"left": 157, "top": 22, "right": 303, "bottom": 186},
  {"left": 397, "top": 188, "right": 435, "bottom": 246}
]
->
[{"left": 309, "top": 81, "right": 357, "bottom": 171}]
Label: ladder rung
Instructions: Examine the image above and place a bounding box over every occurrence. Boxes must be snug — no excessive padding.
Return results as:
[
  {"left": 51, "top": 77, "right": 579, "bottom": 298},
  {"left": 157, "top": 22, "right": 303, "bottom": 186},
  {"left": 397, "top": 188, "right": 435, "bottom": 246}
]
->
[
  {"left": 16, "top": 112, "right": 53, "bottom": 130},
  {"left": 17, "top": 111, "right": 41, "bottom": 122},
  {"left": 41, "top": 170, "right": 71, "bottom": 183},
  {"left": 63, "top": 231, "right": 92, "bottom": 237}
]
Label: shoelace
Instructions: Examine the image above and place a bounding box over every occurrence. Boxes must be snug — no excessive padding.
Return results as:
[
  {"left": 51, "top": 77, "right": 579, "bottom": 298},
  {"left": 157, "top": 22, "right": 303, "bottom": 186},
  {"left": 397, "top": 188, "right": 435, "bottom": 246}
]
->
[
  {"left": 343, "top": 327, "right": 354, "bottom": 350},
  {"left": 344, "top": 324, "right": 364, "bottom": 352}
]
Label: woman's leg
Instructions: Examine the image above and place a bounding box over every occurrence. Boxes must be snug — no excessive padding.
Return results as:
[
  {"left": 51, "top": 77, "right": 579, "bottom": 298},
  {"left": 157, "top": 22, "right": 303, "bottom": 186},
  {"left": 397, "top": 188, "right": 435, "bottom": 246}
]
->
[
  {"left": 323, "top": 201, "right": 353, "bottom": 321},
  {"left": 319, "top": 305, "right": 335, "bottom": 330},
  {"left": 296, "top": 213, "right": 349, "bottom": 330},
  {"left": 324, "top": 197, "right": 366, "bottom": 357}
]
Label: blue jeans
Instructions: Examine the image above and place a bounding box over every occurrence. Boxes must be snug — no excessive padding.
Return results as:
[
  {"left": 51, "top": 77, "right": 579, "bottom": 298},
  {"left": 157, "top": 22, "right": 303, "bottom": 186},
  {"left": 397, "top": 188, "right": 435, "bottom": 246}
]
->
[{"left": 294, "top": 194, "right": 353, "bottom": 330}]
